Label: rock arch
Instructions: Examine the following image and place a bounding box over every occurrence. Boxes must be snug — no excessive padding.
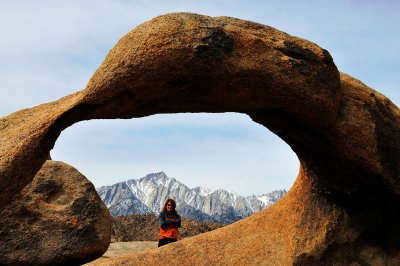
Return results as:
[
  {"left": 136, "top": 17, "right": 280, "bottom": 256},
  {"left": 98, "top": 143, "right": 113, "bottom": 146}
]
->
[{"left": 0, "top": 13, "right": 399, "bottom": 264}]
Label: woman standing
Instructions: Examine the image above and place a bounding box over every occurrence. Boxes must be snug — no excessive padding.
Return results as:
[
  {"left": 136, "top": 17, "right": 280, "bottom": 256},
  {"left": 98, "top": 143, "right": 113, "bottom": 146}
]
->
[{"left": 158, "top": 198, "right": 181, "bottom": 247}]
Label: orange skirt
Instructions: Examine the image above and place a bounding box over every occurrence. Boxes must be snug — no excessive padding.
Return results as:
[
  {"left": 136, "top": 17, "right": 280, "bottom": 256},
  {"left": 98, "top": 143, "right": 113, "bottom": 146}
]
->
[{"left": 159, "top": 226, "right": 179, "bottom": 240}]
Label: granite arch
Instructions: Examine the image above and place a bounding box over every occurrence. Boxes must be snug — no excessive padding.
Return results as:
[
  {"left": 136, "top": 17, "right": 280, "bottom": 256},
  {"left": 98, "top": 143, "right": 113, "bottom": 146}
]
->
[{"left": 0, "top": 13, "right": 399, "bottom": 264}]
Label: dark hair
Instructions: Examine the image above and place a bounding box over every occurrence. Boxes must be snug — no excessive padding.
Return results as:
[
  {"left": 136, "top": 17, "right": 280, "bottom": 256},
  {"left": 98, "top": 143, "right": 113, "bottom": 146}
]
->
[{"left": 161, "top": 198, "right": 177, "bottom": 214}]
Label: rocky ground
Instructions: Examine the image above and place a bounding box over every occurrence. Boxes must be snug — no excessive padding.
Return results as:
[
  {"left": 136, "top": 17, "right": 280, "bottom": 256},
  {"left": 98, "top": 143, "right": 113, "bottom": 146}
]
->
[
  {"left": 111, "top": 214, "right": 224, "bottom": 242},
  {"left": 84, "top": 241, "right": 158, "bottom": 265},
  {"left": 85, "top": 214, "right": 224, "bottom": 265}
]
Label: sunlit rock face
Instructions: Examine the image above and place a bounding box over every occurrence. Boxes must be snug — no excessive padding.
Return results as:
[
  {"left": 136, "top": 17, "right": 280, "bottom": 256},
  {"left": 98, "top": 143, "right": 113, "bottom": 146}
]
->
[
  {"left": 0, "top": 160, "right": 111, "bottom": 265},
  {"left": 0, "top": 13, "right": 399, "bottom": 265}
]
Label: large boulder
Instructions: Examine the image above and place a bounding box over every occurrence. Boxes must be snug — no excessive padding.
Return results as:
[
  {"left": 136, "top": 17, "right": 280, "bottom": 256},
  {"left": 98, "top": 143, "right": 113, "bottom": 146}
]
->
[
  {"left": 0, "top": 160, "right": 111, "bottom": 265},
  {"left": 0, "top": 13, "right": 399, "bottom": 264}
]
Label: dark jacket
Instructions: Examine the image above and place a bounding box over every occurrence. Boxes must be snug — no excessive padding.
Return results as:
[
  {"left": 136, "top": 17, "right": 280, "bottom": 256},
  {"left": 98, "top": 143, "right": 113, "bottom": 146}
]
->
[
  {"left": 159, "top": 212, "right": 181, "bottom": 228},
  {"left": 159, "top": 212, "right": 181, "bottom": 240}
]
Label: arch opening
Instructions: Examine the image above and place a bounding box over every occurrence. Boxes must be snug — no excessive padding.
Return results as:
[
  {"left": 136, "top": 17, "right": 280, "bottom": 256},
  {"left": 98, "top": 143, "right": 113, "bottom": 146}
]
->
[
  {"left": 51, "top": 112, "right": 299, "bottom": 224},
  {"left": 52, "top": 112, "right": 299, "bottom": 194}
]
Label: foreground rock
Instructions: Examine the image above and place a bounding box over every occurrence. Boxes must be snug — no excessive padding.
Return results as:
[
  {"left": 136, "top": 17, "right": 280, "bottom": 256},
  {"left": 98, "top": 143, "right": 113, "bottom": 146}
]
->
[
  {"left": 0, "top": 160, "right": 111, "bottom": 265},
  {"left": 0, "top": 13, "right": 399, "bottom": 264}
]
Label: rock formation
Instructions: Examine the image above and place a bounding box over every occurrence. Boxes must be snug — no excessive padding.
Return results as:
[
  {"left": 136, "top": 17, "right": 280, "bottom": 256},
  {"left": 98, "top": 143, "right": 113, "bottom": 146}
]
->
[
  {"left": 0, "top": 13, "right": 399, "bottom": 264},
  {"left": 0, "top": 160, "right": 111, "bottom": 265}
]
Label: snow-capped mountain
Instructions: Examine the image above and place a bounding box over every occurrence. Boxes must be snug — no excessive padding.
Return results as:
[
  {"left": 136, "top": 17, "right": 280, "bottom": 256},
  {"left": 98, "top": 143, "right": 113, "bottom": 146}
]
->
[{"left": 96, "top": 172, "right": 286, "bottom": 224}]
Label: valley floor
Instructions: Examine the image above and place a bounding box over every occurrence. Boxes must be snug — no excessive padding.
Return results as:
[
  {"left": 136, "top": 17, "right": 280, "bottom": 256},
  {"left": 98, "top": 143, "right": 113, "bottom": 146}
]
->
[{"left": 85, "top": 241, "right": 158, "bottom": 265}]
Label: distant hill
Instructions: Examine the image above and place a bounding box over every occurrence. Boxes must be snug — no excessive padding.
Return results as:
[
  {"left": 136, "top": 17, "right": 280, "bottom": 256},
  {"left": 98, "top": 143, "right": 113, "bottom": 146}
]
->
[
  {"left": 97, "top": 172, "right": 286, "bottom": 224},
  {"left": 111, "top": 214, "right": 224, "bottom": 242}
]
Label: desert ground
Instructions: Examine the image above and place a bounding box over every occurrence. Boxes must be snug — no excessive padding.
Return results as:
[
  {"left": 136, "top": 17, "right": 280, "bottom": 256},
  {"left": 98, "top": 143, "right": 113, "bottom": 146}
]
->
[{"left": 85, "top": 241, "right": 158, "bottom": 265}]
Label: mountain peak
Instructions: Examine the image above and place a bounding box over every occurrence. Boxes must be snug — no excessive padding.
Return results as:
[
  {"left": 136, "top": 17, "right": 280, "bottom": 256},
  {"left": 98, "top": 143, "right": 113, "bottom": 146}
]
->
[
  {"left": 140, "top": 171, "right": 174, "bottom": 184},
  {"left": 97, "top": 172, "right": 286, "bottom": 224},
  {"left": 144, "top": 171, "right": 167, "bottom": 179}
]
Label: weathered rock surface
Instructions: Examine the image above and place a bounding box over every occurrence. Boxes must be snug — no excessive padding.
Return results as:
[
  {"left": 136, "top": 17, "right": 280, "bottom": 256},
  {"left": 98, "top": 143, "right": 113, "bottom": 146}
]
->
[
  {"left": 0, "top": 160, "right": 111, "bottom": 265},
  {"left": 0, "top": 13, "right": 399, "bottom": 264}
]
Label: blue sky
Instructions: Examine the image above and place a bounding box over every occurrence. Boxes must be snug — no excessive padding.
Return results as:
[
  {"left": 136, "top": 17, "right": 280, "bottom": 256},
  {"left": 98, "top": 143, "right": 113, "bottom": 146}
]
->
[{"left": 1, "top": 1, "right": 399, "bottom": 196}]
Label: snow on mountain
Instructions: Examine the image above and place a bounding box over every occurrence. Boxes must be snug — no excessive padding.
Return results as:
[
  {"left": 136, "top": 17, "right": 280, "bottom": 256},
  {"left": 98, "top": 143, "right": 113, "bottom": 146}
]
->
[
  {"left": 96, "top": 182, "right": 153, "bottom": 216},
  {"left": 246, "top": 190, "right": 287, "bottom": 212},
  {"left": 192, "top": 186, "right": 212, "bottom": 197},
  {"left": 96, "top": 172, "right": 286, "bottom": 224}
]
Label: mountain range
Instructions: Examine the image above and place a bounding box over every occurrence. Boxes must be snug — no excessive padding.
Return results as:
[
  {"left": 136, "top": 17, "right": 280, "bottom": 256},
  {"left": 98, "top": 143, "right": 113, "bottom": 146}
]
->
[{"left": 96, "top": 172, "right": 286, "bottom": 224}]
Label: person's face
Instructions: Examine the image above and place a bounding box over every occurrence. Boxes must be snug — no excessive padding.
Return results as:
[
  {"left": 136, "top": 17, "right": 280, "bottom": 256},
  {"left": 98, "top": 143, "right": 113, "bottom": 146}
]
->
[{"left": 166, "top": 202, "right": 173, "bottom": 212}]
